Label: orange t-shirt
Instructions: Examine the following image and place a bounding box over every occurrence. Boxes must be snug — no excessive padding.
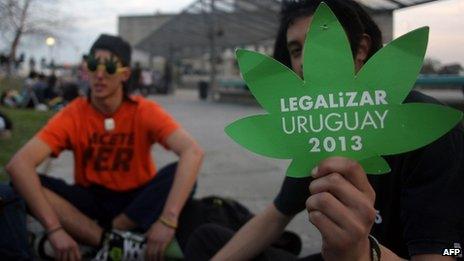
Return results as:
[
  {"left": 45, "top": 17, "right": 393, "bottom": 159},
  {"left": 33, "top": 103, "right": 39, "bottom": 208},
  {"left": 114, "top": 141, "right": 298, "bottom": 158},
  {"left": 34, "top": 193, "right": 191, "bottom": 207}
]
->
[{"left": 37, "top": 96, "right": 180, "bottom": 191}]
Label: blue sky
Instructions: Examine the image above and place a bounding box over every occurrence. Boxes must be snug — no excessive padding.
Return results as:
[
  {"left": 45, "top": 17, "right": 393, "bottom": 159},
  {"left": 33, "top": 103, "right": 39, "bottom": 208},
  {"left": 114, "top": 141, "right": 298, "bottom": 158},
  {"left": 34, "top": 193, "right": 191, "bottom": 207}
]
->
[{"left": 12, "top": 0, "right": 464, "bottom": 66}]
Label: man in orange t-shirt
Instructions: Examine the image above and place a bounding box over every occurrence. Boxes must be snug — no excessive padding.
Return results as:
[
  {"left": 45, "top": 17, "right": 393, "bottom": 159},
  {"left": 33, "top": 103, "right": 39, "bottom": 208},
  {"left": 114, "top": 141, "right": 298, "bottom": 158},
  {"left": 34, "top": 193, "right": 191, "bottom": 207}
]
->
[{"left": 7, "top": 34, "right": 204, "bottom": 260}]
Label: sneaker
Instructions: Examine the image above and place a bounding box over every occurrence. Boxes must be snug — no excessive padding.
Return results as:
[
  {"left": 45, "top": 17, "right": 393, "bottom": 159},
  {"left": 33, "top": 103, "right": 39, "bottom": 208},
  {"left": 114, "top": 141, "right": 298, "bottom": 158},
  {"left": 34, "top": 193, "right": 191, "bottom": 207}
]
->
[{"left": 92, "top": 230, "right": 146, "bottom": 261}]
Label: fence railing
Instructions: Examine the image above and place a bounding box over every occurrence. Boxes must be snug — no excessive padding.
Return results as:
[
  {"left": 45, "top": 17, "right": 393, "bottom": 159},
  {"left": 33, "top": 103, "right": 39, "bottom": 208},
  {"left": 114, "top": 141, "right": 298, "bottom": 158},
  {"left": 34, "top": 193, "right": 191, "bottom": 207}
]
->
[{"left": 416, "top": 75, "right": 464, "bottom": 86}]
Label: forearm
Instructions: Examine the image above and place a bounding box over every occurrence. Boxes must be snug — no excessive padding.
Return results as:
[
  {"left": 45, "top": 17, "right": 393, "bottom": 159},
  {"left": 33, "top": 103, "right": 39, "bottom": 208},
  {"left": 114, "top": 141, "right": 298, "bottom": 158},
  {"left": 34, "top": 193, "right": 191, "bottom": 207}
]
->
[
  {"left": 161, "top": 146, "right": 203, "bottom": 220},
  {"left": 213, "top": 205, "right": 291, "bottom": 261},
  {"left": 7, "top": 158, "right": 60, "bottom": 230}
]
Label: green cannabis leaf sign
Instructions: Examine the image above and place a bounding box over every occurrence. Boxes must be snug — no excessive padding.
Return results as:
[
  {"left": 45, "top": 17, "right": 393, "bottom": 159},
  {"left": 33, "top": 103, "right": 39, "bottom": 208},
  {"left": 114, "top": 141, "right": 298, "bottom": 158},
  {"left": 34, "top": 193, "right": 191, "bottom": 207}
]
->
[{"left": 225, "top": 3, "right": 463, "bottom": 178}]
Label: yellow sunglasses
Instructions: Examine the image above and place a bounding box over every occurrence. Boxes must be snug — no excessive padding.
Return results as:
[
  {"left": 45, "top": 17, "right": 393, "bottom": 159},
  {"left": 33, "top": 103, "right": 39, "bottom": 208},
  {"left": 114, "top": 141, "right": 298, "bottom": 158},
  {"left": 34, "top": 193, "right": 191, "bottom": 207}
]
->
[{"left": 87, "top": 55, "right": 127, "bottom": 75}]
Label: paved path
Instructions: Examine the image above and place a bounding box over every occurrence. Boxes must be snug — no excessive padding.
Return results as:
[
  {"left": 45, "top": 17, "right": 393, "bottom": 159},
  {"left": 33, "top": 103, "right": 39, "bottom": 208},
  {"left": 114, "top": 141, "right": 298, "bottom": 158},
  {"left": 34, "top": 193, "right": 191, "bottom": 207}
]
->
[{"left": 42, "top": 88, "right": 464, "bottom": 257}]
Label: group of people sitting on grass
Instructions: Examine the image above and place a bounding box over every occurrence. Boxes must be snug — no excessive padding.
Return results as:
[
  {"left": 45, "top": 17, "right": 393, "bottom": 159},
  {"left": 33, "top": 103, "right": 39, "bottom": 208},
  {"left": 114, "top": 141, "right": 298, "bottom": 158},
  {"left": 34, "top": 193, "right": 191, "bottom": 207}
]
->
[{"left": 1, "top": 71, "right": 80, "bottom": 112}]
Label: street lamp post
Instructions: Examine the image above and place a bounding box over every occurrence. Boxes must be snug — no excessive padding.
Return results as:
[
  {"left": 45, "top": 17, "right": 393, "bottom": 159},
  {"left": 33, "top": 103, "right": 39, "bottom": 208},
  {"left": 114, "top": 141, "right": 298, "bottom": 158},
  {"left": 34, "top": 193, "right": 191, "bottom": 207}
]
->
[{"left": 45, "top": 36, "right": 56, "bottom": 69}]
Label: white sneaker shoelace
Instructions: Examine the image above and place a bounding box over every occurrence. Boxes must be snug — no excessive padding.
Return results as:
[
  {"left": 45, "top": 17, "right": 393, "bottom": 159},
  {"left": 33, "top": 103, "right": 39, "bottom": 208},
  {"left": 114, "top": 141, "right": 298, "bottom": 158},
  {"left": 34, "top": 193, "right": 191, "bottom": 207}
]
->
[
  {"left": 92, "top": 230, "right": 146, "bottom": 261},
  {"left": 121, "top": 231, "right": 146, "bottom": 261}
]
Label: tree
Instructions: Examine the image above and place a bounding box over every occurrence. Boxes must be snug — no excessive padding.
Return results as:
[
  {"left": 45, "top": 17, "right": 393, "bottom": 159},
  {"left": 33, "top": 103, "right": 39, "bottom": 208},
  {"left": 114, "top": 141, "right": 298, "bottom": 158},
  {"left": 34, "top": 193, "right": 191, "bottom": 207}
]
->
[
  {"left": 438, "top": 63, "right": 463, "bottom": 75},
  {"left": 420, "top": 57, "right": 441, "bottom": 75},
  {"left": 0, "top": 0, "right": 66, "bottom": 74}
]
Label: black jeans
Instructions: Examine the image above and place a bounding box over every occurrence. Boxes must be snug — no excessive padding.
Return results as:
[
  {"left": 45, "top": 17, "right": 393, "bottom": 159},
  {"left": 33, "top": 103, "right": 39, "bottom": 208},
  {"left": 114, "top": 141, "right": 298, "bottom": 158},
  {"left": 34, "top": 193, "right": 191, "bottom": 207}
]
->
[
  {"left": 184, "top": 223, "right": 323, "bottom": 261},
  {"left": 0, "top": 184, "right": 32, "bottom": 260}
]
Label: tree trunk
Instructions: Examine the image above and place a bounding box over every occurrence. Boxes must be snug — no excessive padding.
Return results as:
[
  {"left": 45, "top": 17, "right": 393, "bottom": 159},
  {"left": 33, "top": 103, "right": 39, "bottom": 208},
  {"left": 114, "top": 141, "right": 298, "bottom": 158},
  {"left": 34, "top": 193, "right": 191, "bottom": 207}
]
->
[
  {"left": 6, "top": 0, "right": 31, "bottom": 76},
  {"left": 6, "top": 30, "right": 22, "bottom": 76}
]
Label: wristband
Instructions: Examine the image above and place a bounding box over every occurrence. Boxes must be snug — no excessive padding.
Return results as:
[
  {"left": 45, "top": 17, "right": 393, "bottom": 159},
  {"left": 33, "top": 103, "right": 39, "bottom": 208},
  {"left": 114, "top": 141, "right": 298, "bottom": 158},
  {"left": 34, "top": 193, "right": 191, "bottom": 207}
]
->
[
  {"left": 46, "top": 226, "right": 63, "bottom": 238},
  {"left": 158, "top": 216, "right": 178, "bottom": 230},
  {"left": 368, "top": 234, "right": 381, "bottom": 261}
]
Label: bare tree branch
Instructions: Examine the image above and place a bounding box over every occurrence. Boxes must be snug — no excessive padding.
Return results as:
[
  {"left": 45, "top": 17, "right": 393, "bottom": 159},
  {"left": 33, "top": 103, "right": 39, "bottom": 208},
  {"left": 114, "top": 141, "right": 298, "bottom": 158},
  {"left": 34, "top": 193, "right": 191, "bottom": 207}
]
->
[{"left": 0, "top": 0, "right": 70, "bottom": 74}]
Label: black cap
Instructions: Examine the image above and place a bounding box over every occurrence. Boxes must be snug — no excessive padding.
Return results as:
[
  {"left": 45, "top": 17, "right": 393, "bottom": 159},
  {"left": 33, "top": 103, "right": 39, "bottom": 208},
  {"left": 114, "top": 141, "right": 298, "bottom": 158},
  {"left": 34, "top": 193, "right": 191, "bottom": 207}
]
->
[{"left": 90, "top": 34, "right": 131, "bottom": 66}]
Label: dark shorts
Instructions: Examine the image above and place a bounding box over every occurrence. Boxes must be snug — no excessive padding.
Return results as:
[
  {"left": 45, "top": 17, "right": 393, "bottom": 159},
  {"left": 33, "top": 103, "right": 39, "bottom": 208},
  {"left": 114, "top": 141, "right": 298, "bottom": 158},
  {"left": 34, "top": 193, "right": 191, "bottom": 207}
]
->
[{"left": 39, "top": 162, "right": 191, "bottom": 231}]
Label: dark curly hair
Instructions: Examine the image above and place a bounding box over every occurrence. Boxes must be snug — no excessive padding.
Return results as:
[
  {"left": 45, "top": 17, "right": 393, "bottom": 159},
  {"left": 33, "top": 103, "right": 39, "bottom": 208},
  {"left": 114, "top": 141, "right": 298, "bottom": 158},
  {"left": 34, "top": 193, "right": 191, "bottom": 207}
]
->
[{"left": 273, "top": 0, "right": 383, "bottom": 68}]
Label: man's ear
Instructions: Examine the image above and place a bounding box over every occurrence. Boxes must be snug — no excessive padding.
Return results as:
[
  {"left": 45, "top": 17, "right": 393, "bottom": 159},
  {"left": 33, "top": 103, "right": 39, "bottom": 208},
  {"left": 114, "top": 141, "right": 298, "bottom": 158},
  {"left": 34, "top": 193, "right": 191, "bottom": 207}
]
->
[{"left": 355, "top": 34, "right": 372, "bottom": 70}]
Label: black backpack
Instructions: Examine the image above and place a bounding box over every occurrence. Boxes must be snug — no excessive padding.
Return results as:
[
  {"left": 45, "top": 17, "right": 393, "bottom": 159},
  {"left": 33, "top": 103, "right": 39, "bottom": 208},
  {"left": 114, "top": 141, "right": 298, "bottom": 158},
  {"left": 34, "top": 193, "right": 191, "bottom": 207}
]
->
[
  {"left": 199, "top": 196, "right": 253, "bottom": 231},
  {"left": 177, "top": 196, "right": 302, "bottom": 256}
]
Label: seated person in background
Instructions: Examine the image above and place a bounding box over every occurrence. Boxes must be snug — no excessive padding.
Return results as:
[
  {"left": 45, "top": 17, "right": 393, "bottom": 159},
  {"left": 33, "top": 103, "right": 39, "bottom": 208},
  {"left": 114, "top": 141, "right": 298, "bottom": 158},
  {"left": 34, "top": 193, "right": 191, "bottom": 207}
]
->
[
  {"left": 0, "top": 110, "right": 12, "bottom": 139},
  {"left": 21, "top": 71, "right": 39, "bottom": 108},
  {"left": 0, "top": 89, "right": 23, "bottom": 108},
  {"left": 185, "top": 0, "right": 464, "bottom": 260},
  {"left": 32, "top": 73, "right": 47, "bottom": 104},
  {"left": 6, "top": 34, "right": 204, "bottom": 260}
]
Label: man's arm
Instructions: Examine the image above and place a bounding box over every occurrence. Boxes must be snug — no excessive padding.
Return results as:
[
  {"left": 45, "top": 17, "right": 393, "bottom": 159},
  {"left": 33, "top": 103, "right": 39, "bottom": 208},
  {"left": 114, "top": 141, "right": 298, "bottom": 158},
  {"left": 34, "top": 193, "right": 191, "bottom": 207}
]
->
[
  {"left": 6, "top": 137, "right": 80, "bottom": 260},
  {"left": 6, "top": 138, "right": 59, "bottom": 231},
  {"left": 145, "top": 128, "right": 204, "bottom": 259},
  {"left": 159, "top": 128, "right": 204, "bottom": 222},
  {"left": 212, "top": 204, "right": 292, "bottom": 260}
]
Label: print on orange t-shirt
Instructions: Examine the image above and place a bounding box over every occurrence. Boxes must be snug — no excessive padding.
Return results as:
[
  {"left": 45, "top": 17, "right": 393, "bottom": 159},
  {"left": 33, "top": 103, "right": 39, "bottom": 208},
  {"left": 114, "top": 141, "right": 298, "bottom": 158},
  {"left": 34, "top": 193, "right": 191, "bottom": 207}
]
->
[{"left": 37, "top": 96, "right": 179, "bottom": 191}]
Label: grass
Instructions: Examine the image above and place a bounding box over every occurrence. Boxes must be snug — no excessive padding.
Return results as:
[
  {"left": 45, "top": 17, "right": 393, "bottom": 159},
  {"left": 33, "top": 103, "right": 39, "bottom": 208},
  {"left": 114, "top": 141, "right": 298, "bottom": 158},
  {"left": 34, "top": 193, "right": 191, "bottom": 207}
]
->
[{"left": 0, "top": 107, "right": 54, "bottom": 181}]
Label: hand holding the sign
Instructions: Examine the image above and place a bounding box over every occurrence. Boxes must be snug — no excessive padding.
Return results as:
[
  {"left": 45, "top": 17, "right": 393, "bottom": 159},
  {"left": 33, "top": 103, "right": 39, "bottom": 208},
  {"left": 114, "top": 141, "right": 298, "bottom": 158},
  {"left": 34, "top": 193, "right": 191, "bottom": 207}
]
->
[{"left": 306, "top": 157, "right": 376, "bottom": 261}]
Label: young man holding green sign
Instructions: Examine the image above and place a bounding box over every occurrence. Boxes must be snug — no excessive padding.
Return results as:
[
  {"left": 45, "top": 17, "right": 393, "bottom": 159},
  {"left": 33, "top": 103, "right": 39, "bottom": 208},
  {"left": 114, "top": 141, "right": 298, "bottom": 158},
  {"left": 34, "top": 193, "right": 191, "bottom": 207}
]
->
[{"left": 185, "top": 0, "right": 464, "bottom": 260}]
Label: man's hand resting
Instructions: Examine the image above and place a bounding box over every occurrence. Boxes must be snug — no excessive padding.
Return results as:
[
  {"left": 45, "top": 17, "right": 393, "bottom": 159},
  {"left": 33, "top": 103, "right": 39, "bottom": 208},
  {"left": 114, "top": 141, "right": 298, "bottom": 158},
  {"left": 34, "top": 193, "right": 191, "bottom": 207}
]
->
[{"left": 48, "top": 228, "right": 81, "bottom": 261}]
